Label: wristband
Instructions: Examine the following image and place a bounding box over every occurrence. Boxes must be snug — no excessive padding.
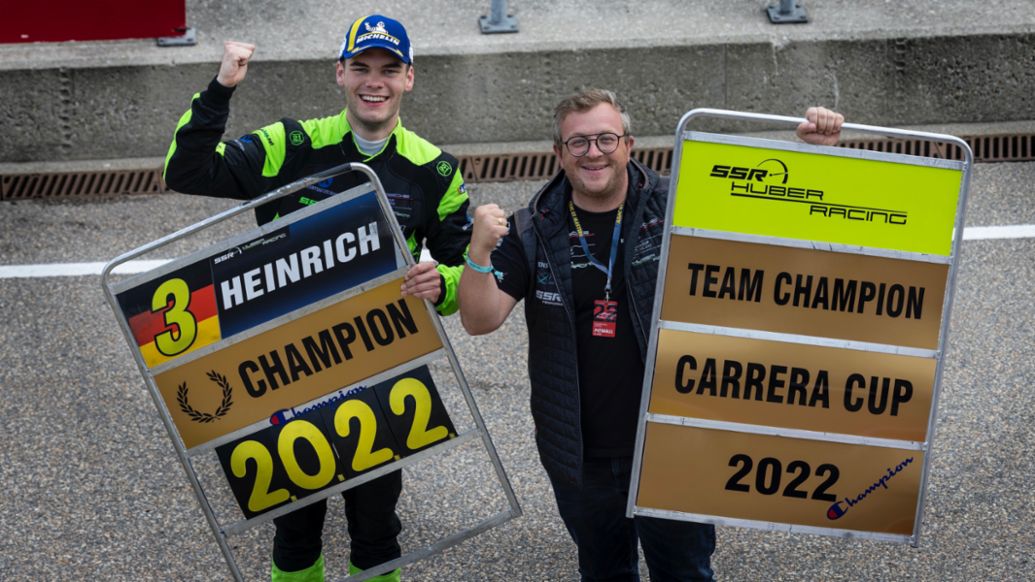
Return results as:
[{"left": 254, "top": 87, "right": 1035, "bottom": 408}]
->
[{"left": 465, "top": 254, "right": 503, "bottom": 282}]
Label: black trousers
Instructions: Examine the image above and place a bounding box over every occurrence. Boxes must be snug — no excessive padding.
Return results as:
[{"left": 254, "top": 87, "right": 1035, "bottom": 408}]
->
[{"left": 272, "top": 470, "right": 403, "bottom": 572}]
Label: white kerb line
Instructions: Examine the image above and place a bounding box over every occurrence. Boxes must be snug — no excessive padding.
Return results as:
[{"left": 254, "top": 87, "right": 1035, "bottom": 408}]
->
[
  {"left": 0, "top": 260, "right": 173, "bottom": 279},
  {"left": 0, "top": 228, "right": 1030, "bottom": 279},
  {"left": 959, "top": 224, "right": 1035, "bottom": 240}
]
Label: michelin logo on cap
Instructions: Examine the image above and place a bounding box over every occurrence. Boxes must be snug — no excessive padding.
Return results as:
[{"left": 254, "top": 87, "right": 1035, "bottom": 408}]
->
[
  {"left": 339, "top": 14, "right": 414, "bottom": 64},
  {"left": 358, "top": 21, "right": 398, "bottom": 45}
]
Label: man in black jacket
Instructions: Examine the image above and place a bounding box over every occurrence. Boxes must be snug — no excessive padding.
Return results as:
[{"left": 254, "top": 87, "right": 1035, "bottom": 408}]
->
[
  {"left": 163, "top": 13, "right": 470, "bottom": 582},
  {"left": 458, "top": 88, "right": 843, "bottom": 580}
]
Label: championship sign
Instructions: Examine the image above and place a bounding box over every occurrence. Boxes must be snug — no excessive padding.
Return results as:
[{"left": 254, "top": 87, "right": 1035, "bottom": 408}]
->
[
  {"left": 628, "top": 111, "right": 971, "bottom": 545},
  {"left": 102, "top": 165, "right": 519, "bottom": 581}
]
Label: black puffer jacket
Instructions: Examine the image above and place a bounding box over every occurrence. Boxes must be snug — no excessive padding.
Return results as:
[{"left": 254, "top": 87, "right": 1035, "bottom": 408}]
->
[{"left": 518, "top": 159, "right": 669, "bottom": 486}]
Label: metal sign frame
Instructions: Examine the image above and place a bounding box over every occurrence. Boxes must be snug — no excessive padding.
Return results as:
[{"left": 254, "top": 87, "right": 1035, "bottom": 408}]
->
[
  {"left": 101, "top": 163, "right": 521, "bottom": 581},
  {"left": 627, "top": 109, "right": 972, "bottom": 547}
]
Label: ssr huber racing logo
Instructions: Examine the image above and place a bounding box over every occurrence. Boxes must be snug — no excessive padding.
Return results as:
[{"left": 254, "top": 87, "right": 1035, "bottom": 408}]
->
[{"left": 709, "top": 158, "right": 908, "bottom": 225}]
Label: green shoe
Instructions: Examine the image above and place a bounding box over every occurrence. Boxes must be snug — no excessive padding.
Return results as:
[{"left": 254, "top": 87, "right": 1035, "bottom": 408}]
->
[
  {"left": 348, "top": 560, "right": 401, "bottom": 582},
  {"left": 271, "top": 554, "right": 325, "bottom": 582}
]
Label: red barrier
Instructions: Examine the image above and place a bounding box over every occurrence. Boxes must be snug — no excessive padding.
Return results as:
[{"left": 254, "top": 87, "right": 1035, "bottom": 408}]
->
[{"left": 1, "top": 0, "right": 187, "bottom": 44}]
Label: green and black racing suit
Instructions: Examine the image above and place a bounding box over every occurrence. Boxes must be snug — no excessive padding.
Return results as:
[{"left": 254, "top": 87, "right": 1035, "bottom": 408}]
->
[
  {"left": 162, "top": 77, "right": 471, "bottom": 577},
  {"left": 163, "top": 77, "right": 470, "bottom": 315}
]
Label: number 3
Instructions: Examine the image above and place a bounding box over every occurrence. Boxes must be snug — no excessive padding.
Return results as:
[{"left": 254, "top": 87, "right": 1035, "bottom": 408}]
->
[{"left": 151, "top": 278, "right": 197, "bottom": 356}]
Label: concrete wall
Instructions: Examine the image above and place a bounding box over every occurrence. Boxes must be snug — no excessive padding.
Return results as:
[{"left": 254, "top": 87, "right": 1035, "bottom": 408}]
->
[{"left": 2, "top": 23, "right": 1034, "bottom": 164}]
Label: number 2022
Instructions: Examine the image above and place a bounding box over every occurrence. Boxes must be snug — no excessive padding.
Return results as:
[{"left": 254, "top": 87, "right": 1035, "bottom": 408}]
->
[
  {"left": 229, "top": 376, "right": 451, "bottom": 515},
  {"left": 725, "top": 454, "right": 839, "bottom": 501}
]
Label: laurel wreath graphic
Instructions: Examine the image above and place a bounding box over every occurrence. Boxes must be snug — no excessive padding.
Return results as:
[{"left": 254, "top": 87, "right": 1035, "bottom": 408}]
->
[{"left": 177, "top": 371, "right": 234, "bottom": 423}]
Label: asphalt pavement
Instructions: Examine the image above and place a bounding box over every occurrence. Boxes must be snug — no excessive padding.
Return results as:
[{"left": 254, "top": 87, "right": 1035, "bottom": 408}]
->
[
  {"left": 1, "top": 154, "right": 1034, "bottom": 580},
  {"left": 2, "top": 0, "right": 1035, "bottom": 580}
]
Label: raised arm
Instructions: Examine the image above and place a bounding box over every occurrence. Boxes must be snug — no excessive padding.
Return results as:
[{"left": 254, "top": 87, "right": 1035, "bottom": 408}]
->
[
  {"left": 163, "top": 40, "right": 271, "bottom": 200},
  {"left": 458, "top": 204, "right": 519, "bottom": 335}
]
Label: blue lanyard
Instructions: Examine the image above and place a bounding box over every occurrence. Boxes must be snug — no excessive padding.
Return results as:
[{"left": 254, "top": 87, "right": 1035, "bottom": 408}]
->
[{"left": 568, "top": 199, "right": 624, "bottom": 301}]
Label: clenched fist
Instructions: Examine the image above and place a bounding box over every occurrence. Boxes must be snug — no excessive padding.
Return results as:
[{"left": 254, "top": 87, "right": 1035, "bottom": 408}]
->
[
  {"left": 216, "top": 40, "right": 257, "bottom": 88},
  {"left": 796, "top": 106, "right": 845, "bottom": 146},
  {"left": 468, "top": 204, "right": 510, "bottom": 265}
]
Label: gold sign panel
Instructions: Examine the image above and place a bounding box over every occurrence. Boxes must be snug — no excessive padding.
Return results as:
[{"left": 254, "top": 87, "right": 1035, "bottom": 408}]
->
[
  {"left": 660, "top": 236, "right": 948, "bottom": 349},
  {"left": 649, "top": 329, "right": 935, "bottom": 441},
  {"left": 636, "top": 423, "right": 922, "bottom": 535},
  {"left": 155, "top": 278, "right": 443, "bottom": 449}
]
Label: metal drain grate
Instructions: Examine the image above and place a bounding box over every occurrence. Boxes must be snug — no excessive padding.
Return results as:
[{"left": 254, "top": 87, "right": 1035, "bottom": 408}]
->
[
  {"left": 459, "top": 151, "right": 559, "bottom": 183},
  {"left": 1, "top": 169, "right": 165, "bottom": 200},
  {"left": 456, "top": 133, "right": 1033, "bottom": 183},
  {"left": 455, "top": 147, "right": 675, "bottom": 184},
  {"left": 2, "top": 133, "right": 1033, "bottom": 199},
  {"left": 836, "top": 138, "right": 967, "bottom": 161},
  {"left": 839, "top": 133, "right": 1034, "bottom": 163},
  {"left": 957, "top": 133, "right": 1033, "bottom": 161}
]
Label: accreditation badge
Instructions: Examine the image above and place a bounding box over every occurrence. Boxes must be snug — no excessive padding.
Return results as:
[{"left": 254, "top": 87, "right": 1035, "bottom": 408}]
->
[{"left": 592, "top": 299, "right": 619, "bottom": 338}]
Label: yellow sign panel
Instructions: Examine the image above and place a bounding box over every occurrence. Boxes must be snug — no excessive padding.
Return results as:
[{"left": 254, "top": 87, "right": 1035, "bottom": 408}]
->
[
  {"left": 672, "top": 139, "right": 961, "bottom": 256},
  {"left": 650, "top": 329, "right": 936, "bottom": 441},
  {"left": 660, "top": 236, "right": 948, "bottom": 349},
  {"left": 154, "top": 278, "right": 442, "bottom": 449},
  {"left": 636, "top": 423, "right": 922, "bottom": 535}
]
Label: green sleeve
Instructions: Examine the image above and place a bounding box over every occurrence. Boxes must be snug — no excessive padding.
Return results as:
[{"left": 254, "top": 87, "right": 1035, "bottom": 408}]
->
[{"left": 434, "top": 261, "right": 464, "bottom": 316}]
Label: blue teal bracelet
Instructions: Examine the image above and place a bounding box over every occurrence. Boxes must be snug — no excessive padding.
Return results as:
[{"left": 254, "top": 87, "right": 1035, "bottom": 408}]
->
[{"left": 465, "top": 254, "right": 503, "bottom": 282}]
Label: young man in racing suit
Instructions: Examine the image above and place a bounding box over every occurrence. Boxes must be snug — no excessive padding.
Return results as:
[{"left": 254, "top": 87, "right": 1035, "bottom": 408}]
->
[{"left": 162, "top": 14, "right": 469, "bottom": 582}]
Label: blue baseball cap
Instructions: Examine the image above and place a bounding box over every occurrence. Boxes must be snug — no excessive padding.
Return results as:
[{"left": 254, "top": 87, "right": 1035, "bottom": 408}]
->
[{"left": 338, "top": 14, "right": 413, "bottom": 64}]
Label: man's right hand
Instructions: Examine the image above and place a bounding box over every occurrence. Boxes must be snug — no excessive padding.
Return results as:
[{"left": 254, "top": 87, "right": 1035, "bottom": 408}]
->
[
  {"left": 216, "top": 41, "right": 257, "bottom": 88},
  {"left": 469, "top": 204, "right": 510, "bottom": 264}
]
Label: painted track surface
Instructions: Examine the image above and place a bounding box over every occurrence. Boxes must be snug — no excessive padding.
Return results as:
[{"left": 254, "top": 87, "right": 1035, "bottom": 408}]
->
[{"left": 1, "top": 162, "right": 1033, "bottom": 580}]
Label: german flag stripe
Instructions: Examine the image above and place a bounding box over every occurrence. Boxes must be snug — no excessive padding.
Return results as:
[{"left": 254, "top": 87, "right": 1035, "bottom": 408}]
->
[
  {"left": 128, "top": 284, "right": 219, "bottom": 347},
  {"left": 116, "top": 260, "right": 212, "bottom": 319},
  {"left": 139, "top": 315, "right": 222, "bottom": 368}
]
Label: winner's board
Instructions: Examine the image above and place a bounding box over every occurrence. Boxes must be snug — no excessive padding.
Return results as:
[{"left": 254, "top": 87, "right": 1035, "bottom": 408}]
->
[
  {"left": 102, "top": 164, "right": 519, "bottom": 581},
  {"left": 628, "top": 111, "right": 972, "bottom": 545}
]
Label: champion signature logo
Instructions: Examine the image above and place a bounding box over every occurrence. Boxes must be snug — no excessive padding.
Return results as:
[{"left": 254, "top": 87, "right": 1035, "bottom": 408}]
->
[
  {"left": 268, "top": 385, "right": 370, "bottom": 425},
  {"left": 826, "top": 457, "right": 914, "bottom": 520}
]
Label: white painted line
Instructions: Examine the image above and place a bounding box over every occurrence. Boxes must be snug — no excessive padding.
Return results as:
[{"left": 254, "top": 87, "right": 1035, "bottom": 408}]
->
[
  {"left": 0, "top": 227, "right": 1031, "bottom": 279},
  {"left": 961, "top": 224, "right": 1035, "bottom": 240},
  {"left": 0, "top": 260, "right": 171, "bottom": 279}
]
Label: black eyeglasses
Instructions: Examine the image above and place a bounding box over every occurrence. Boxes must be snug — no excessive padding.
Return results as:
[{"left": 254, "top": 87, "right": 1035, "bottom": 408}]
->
[{"left": 562, "top": 132, "right": 627, "bottom": 157}]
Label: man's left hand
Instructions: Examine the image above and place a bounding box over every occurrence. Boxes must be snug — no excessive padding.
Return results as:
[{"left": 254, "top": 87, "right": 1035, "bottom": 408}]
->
[
  {"left": 796, "top": 106, "right": 845, "bottom": 146},
  {"left": 402, "top": 261, "right": 442, "bottom": 303}
]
